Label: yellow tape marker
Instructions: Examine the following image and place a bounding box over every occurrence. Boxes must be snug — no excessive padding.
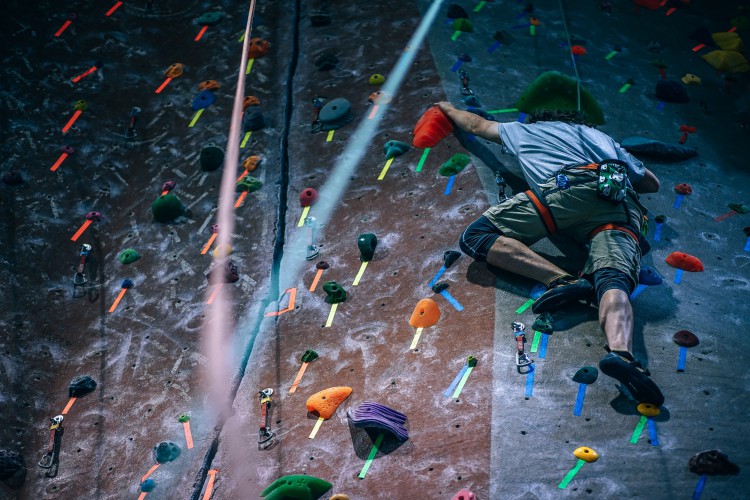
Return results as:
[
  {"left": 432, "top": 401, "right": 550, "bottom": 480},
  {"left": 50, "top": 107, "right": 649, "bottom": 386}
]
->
[
  {"left": 188, "top": 109, "right": 204, "bottom": 128},
  {"left": 245, "top": 58, "right": 255, "bottom": 75},
  {"left": 377, "top": 157, "right": 394, "bottom": 180},
  {"left": 326, "top": 130, "right": 335, "bottom": 142},
  {"left": 325, "top": 303, "right": 339, "bottom": 327},
  {"left": 240, "top": 131, "right": 252, "bottom": 148},
  {"left": 410, "top": 327, "right": 424, "bottom": 350},
  {"left": 309, "top": 416, "right": 325, "bottom": 439},
  {"left": 352, "top": 261, "right": 368, "bottom": 286},
  {"left": 297, "top": 206, "right": 311, "bottom": 227}
]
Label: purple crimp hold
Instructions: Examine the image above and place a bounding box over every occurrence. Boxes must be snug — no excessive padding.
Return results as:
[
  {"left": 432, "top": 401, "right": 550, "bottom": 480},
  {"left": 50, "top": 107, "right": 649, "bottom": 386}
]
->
[{"left": 347, "top": 401, "right": 409, "bottom": 442}]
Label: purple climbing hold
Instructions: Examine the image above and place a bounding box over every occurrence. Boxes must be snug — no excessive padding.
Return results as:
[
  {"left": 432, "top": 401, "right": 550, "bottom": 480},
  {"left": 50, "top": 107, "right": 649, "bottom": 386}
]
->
[
  {"left": 61, "top": 145, "right": 75, "bottom": 154},
  {"left": 85, "top": 211, "right": 104, "bottom": 221},
  {"left": 161, "top": 180, "right": 176, "bottom": 193},
  {"left": 316, "top": 261, "right": 330, "bottom": 270},
  {"left": 347, "top": 401, "right": 409, "bottom": 442}
]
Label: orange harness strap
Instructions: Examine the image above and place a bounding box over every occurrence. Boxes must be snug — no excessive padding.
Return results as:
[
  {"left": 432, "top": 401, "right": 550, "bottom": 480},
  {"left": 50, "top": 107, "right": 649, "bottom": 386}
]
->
[
  {"left": 525, "top": 190, "right": 558, "bottom": 234},
  {"left": 590, "top": 223, "right": 639, "bottom": 244}
]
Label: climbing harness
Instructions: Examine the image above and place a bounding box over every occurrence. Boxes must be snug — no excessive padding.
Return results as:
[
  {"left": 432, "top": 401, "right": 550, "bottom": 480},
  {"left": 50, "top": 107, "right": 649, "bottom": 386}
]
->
[
  {"left": 38, "top": 415, "right": 64, "bottom": 476},
  {"left": 512, "top": 322, "right": 533, "bottom": 371},
  {"left": 258, "top": 388, "right": 276, "bottom": 449},
  {"left": 458, "top": 69, "right": 473, "bottom": 95},
  {"left": 73, "top": 243, "right": 92, "bottom": 288}
]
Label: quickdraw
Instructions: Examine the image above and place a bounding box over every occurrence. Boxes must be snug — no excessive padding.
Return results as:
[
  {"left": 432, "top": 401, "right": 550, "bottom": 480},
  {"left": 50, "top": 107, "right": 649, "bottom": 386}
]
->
[
  {"left": 38, "top": 415, "right": 64, "bottom": 477},
  {"left": 512, "top": 322, "right": 533, "bottom": 371},
  {"left": 258, "top": 388, "right": 276, "bottom": 449},
  {"left": 73, "top": 244, "right": 92, "bottom": 287},
  {"left": 458, "top": 68, "right": 473, "bottom": 95}
]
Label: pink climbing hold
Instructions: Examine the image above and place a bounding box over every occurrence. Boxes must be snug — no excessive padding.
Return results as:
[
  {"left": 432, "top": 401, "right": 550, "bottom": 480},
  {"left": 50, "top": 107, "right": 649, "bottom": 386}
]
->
[
  {"left": 451, "top": 489, "right": 476, "bottom": 500},
  {"left": 674, "top": 183, "right": 692, "bottom": 195},
  {"left": 300, "top": 187, "right": 319, "bottom": 207}
]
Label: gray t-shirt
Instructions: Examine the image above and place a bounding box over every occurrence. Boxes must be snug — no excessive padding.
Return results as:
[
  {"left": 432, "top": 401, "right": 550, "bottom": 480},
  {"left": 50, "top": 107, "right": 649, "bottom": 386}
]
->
[{"left": 498, "top": 121, "right": 646, "bottom": 188}]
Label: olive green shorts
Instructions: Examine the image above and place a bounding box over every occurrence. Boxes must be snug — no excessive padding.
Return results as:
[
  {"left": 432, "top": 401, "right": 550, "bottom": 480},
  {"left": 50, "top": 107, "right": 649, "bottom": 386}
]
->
[{"left": 483, "top": 169, "right": 646, "bottom": 286}]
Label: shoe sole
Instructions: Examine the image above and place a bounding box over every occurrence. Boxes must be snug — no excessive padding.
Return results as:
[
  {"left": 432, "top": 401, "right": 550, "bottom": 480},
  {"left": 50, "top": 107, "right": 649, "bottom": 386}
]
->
[
  {"left": 599, "top": 354, "right": 664, "bottom": 406},
  {"left": 531, "top": 281, "right": 593, "bottom": 314}
]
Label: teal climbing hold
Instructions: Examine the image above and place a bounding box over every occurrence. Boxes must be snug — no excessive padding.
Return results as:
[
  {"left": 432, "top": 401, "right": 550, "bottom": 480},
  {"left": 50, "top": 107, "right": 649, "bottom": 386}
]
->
[
  {"left": 261, "top": 475, "right": 332, "bottom": 500},
  {"left": 383, "top": 140, "right": 410, "bottom": 160},
  {"left": 236, "top": 176, "right": 262, "bottom": 193},
  {"left": 322, "top": 281, "right": 347, "bottom": 304},
  {"left": 153, "top": 441, "right": 181, "bottom": 464},
  {"left": 729, "top": 202, "right": 749, "bottom": 214},
  {"left": 118, "top": 248, "right": 141, "bottom": 265},
  {"left": 357, "top": 233, "right": 378, "bottom": 262},
  {"left": 197, "top": 11, "right": 223, "bottom": 26},
  {"left": 572, "top": 366, "right": 598, "bottom": 385},
  {"left": 301, "top": 349, "right": 319, "bottom": 363},
  {"left": 151, "top": 194, "right": 185, "bottom": 223},
  {"left": 438, "top": 153, "right": 470, "bottom": 176},
  {"left": 532, "top": 312, "right": 553, "bottom": 334}
]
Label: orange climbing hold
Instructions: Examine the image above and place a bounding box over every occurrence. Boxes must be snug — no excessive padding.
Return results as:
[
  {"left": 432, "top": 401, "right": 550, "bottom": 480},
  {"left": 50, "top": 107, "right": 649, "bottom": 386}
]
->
[
  {"left": 164, "top": 63, "right": 184, "bottom": 78},
  {"left": 243, "top": 96, "right": 261, "bottom": 110},
  {"left": 197, "top": 80, "right": 221, "bottom": 91},
  {"left": 412, "top": 106, "right": 454, "bottom": 148},
  {"left": 247, "top": 38, "right": 270, "bottom": 59},
  {"left": 242, "top": 155, "right": 262, "bottom": 172},
  {"left": 305, "top": 386, "right": 352, "bottom": 419},
  {"left": 409, "top": 298, "right": 441, "bottom": 328},
  {"left": 665, "top": 252, "right": 704, "bottom": 272}
]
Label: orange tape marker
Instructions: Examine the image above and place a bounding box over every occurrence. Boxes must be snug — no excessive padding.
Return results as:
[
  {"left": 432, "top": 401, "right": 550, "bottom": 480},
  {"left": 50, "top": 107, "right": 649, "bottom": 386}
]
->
[
  {"left": 203, "top": 469, "right": 218, "bottom": 500},
  {"left": 729, "top": 26, "right": 738, "bottom": 33},
  {"left": 108, "top": 287, "right": 128, "bottom": 313},
  {"left": 155, "top": 77, "right": 173, "bottom": 94},
  {"left": 50, "top": 152, "right": 69, "bottom": 172},
  {"left": 195, "top": 25, "right": 208, "bottom": 42},
  {"left": 264, "top": 288, "right": 297, "bottom": 316},
  {"left": 183, "top": 421, "right": 194, "bottom": 449},
  {"left": 61, "top": 397, "right": 77, "bottom": 415},
  {"left": 54, "top": 19, "right": 73, "bottom": 37},
  {"left": 206, "top": 283, "right": 223, "bottom": 304},
  {"left": 141, "top": 463, "right": 160, "bottom": 482},
  {"left": 62, "top": 110, "right": 82, "bottom": 134},
  {"left": 71, "top": 64, "right": 100, "bottom": 83},
  {"left": 235, "top": 170, "right": 249, "bottom": 183},
  {"left": 691, "top": 43, "right": 706, "bottom": 52},
  {"left": 201, "top": 232, "right": 218, "bottom": 254},
  {"left": 666, "top": 7, "right": 676, "bottom": 15},
  {"left": 309, "top": 269, "right": 324, "bottom": 292},
  {"left": 70, "top": 219, "right": 92, "bottom": 241},
  {"left": 138, "top": 493, "right": 147, "bottom": 500},
  {"left": 289, "top": 362, "right": 309, "bottom": 394},
  {"left": 234, "top": 191, "right": 248, "bottom": 208},
  {"left": 105, "top": 1, "right": 123, "bottom": 16},
  {"left": 368, "top": 105, "right": 380, "bottom": 120}
]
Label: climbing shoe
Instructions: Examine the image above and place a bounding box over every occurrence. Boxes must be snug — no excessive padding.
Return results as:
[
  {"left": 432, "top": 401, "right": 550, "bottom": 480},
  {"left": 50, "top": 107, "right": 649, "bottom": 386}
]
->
[
  {"left": 531, "top": 277, "right": 594, "bottom": 314},
  {"left": 599, "top": 352, "right": 664, "bottom": 406}
]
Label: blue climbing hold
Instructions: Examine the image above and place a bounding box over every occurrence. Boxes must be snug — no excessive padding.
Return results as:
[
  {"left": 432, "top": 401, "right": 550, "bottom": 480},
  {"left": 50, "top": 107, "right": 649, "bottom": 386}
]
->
[{"left": 192, "top": 89, "right": 216, "bottom": 110}]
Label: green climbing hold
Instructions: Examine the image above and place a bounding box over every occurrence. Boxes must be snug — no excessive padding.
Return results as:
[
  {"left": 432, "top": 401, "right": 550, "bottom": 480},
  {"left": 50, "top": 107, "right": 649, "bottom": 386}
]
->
[
  {"left": 383, "top": 140, "right": 410, "bottom": 160},
  {"left": 438, "top": 153, "right": 470, "bottom": 176},
  {"left": 532, "top": 312, "right": 553, "bottom": 334},
  {"left": 178, "top": 413, "right": 190, "bottom": 423},
  {"left": 467, "top": 355, "right": 478, "bottom": 367},
  {"left": 516, "top": 71, "right": 605, "bottom": 125},
  {"left": 201, "top": 145, "right": 225, "bottom": 172},
  {"left": 322, "top": 281, "right": 347, "bottom": 304},
  {"left": 572, "top": 366, "right": 598, "bottom": 385},
  {"left": 236, "top": 176, "right": 263, "bottom": 193},
  {"left": 151, "top": 194, "right": 185, "bottom": 223},
  {"left": 729, "top": 202, "right": 750, "bottom": 214},
  {"left": 451, "top": 18, "right": 473, "bottom": 33},
  {"left": 357, "top": 233, "right": 378, "bottom": 262},
  {"left": 369, "top": 73, "right": 386, "bottom": 85},
  {"left": 261, "top": 475, "right": 332, "bottom": 500},
  {"left": 119, "top": 248, "right": 141, "bottom": 265},
  {"left": 197, "top": 11, "right": 223, "bottom": 26},
  {"left": 301, "top": 349, "right": 319, "bottom": 363}
]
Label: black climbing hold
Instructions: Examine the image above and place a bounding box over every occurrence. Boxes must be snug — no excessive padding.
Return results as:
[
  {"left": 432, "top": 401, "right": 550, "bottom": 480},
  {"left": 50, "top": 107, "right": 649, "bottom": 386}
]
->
[
  {"left": 153, "top": 441, "right": 181, "bottom": 464},
  {"left": 0, "top": 448, "right": 27, "bottom": 488},
  {"left": 309, "top": 7, "right": 331, "bottom": 27},
  {"left": 68, "top": 375, "right": 97, "bottom": 397},
  {"left": 572, "top": 366, "right": 598, "bottom": 384},
  {"left": 532, "top": 312, "right": 553, "bottom": 334},
  {"left": 655, "top": 215, "right": 667, "bottom": 224},
  {"left": 620, "top": 137, "right": 697, "bottom": 162},
  {"left": 655, "top": 80, "right": 689, "bottom": 104},
  {"left": 688, "top": 450, "right": 740, "bottom": 476},
  {"left": 744, "top": 226, "right": 750, "bottom": 237},
  {"left": 301, "top": 349, "right": 319, "bottom": 363},
  {"left": 200, "top": 146, "right": 224, "bottom": 172},
  {"left": 447, "top": 4, "right": 468, "bottom": 19},
  {"left": 242, "top": 106, "right": 265, "bottom": 132},
  {"left": 458, "top": 54, "right": 472, "bottom": 62},
  {"left": 467, "top": 355, "right": 478, "bottom": 367},
  {"left": 2, "top": 171, "right": 23, "bottom": 186},
  {"left": 444, "top": 250, "right": 461, "bottom": 269},
  {"left": 432, "top": 282, "right": 449, "bottom": 294},
  {"left": 314, "top": 52, "right": 339, "bottom": 71},
  {"left": 206, "top": 260, "right": 240, "bottom": 284},
  {"left": 323, "top": 281, "right": 347, "bottom": 304},
  {"left": 688, "top": 26, "right": 714, "bottom": 47},
  {"left": 357, "top": 233, "right": 377, "bottom": 262},
  {"left": 493, "top": 30, "right": 514, "bottom": 45},
  {"left": 121, "top": 279, "right": 134, "bottom": 289},
  {"left": 316, "top": 261, "right": 330, "bottom": 270}
]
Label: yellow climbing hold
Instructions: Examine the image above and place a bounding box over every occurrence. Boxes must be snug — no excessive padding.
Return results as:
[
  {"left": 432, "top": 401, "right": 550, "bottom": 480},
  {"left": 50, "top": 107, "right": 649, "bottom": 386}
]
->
[
  {"left": 368, "top": 74, "right": 386, "bottom": 85},
  {"left": 212, "top": 243, "right": 233, "bottom": 258},
  {"left": 702, "top": 50, "right": 749, "bottom": 73},
  {"left": 637, "top": 403, "right": 661, "bottom": 417},
  {"left": 573, "top": 446, "right": 599, "bottom": 463},
  {"left": 711, "top": 32, "right": 745, "bottom": 52},
  {"left": 681, "top": 74, "right": 701, "bottom": 85}
]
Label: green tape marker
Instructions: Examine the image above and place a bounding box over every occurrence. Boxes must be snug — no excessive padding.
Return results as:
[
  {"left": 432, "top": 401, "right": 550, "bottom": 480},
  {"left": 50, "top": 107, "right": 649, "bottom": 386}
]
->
[
  {"left": 487, "top": 108, "right": 519, "bottom": 114},
  {"left": 515, "top": 298, "right": 534, "bottom": 314},
  {"left": 451, "top": 31, "right": 461, "bottom": 41},
  {"left": 530, "top": 330, "right": 541, "bottom": 353},
  {"left": 619, "top": 83, "right": 631, "bottom": 93},
  {"left": 188, "top": 109, "right": 204, "bottom": 128},
  {"left": 604, "top": 50, "right": 618, "bottom": 60},
  {"left": 452, "top": 366, "right": 474, "bottom": 398},
  {"left": 473, "top": 1, "right": 486, "bottom": 12},
  {"left": 238, "top": 32, "right": 246, "bottom": 42},
  {"left": 358, "top": 433, "right": 384, "bottom": 479},
  {"left": 558, "top": 458, "right": 585, "bottom": 489},
  {"left": 630, "top": 415, "right": 647, "bottom": 444},
  {"left": 530, "top": 25, "right": 536, "bottom": 36},
  {"left": 415, "top": 148, "right": 430, "bottom": 172}
]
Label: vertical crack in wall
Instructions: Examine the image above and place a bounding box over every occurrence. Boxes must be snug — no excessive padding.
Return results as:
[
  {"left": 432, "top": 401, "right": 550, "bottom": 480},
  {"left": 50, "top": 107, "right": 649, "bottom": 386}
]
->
[{"left": 190, "top": 0, "right": 301, "bottom": 497}]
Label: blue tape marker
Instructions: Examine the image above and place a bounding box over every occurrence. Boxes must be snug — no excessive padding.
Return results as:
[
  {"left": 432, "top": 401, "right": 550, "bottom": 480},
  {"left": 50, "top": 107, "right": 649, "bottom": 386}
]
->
[
  {"left": 440, "top": 289, "right": 464, "bottom": 311},
  {"left": 487, "top": 41, "right": 501, "bottom": 53},
  {"left": 657, "top": 101, "right": 665, "bottom": 110},
  {"left": 674, "top": 269, "right": 683, "bottom": 284},
  {"left": 444, "top": 176, "right": 456, "bottom": 195},
  {"left": 630, "top": 284, "right": 648, "bottom": 300},
  {"left": 525, "top": 365, "right": 535, "bottom": 397},
  {"left": 428, "top": 265, "right": 447, "bottom": 288},
  {"left": 647, "top": 417, "right": 659, "bottom": 446},
  {"left": 692, "top": 474, "right": 707, "bottom": 500},
  {"left": 573, "top": 384, "right": 586, "bottom": 416},
  {"left": 450, "top": 60, "right": 463, "bottom": 72},
  {"left": 444, "top": 365, "right": 468, "bottom": 397},
  {"left": 517, "top": 112, "right": 527, "bottom": 123},
  {"left": 654, "top": 223, "right": 662, "bottom": 241},
  {"left": 538, "top": 333, "right": 549, "bottom": 359},
  {"left": 744, "top": 236, "right": 750, "bottom": 252},
  {"left": 674, "top": 194, "right": 684, "bottom": 209},
  {"left": 677, "top": 346, "right": 687, "bottom": 371}
]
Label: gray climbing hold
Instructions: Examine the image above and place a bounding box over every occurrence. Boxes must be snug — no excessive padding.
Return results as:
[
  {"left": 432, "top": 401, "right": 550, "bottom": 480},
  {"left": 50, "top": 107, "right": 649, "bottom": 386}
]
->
[{"left": 572, "top": 366, "right": 598, "bottom": 384}]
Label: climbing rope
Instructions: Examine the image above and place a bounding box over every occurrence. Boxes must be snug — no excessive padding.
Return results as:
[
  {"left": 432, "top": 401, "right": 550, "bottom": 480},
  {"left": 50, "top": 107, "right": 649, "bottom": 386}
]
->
[{"left": 557, "top": 0, "right": 582, "bottom": 112}]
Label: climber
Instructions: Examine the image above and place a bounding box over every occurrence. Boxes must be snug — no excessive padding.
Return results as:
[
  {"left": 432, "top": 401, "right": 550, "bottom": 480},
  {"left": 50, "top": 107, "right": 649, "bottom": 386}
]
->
[{"left": 436, "top": 101, "right": 664, "bottom": 406}]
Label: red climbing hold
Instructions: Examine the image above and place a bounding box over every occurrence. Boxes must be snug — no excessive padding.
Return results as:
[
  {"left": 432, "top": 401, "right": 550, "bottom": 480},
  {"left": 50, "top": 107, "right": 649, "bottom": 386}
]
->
[
  {"left": 674, "top": 183, "right": 693, "bottom": 195},
  {"left": 665, "top": 252, "right": 704, "bottom": 272},
  {"left": 412, "top": 106, "right": 454, "bottom": 149},
  {"left": 633, "top": 0, "right": 659, "bottom": 10},
  {"left": 300, "top": 188, "right": 319, "bottom": 207}
]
